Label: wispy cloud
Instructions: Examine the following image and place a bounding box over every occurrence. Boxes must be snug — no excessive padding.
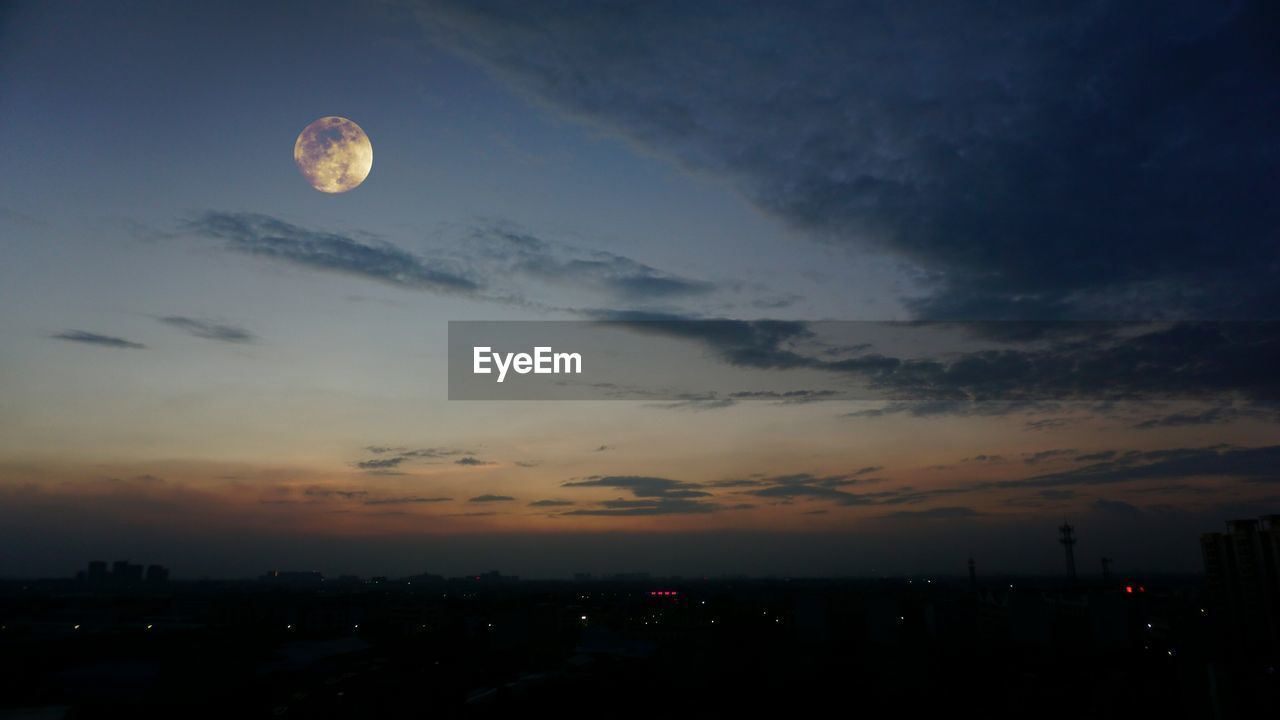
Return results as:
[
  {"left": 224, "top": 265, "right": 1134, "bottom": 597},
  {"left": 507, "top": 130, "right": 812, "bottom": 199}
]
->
[
  {"left": 454, "top": 456, "right": 495, "bottom": 466},
  {"left": 562, "top": 475, "right": 710, "bottom": 499},
  {"left": 52, "top": 330, "right": 145, "bottom": 349},
  {"left": 469, "top": 494, "right": 515, "bottom": 503},
  {"left": 363, "top": 496, "right": 453, "bottom": 505},
  {"left": 157, "top": 316, "right": 256, "bottom": 343},
  {"left": 186, "top": 212, "right": 479, "bottom": 294}
]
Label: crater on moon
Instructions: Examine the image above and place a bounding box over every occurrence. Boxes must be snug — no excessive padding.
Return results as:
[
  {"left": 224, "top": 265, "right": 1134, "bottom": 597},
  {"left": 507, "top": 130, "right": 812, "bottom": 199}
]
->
[{"left": 293, "top": 116, "right": 372, "bottom": 193}]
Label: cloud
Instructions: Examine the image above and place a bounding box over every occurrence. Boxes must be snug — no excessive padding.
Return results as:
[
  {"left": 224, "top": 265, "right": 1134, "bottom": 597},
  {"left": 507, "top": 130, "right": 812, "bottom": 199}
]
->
[
  {"left": 52, "top": 330, "right": 145, "bottom": 349},
  {"left": 561, "top": 498, "right": 719, "bottom": 516},
  {"left": 356, "top": 457, "right": 407, "bottom": 470},
  {"left": 1001, "top": 444, "right": 1280, "bottom": 489},
  {"left": 604, "top": 318, "right": 1280, "bottom": 415},
  {"left": 1023, "top": 449, "right": 1077, "bottom": 465},
  {"left": 647, "top": 392, "right": 738, "bottom": 411},
  {"left": 737, "top": 473, "right": 900, "bottom": 507},
  {"left": 362, "top": 496, "right": 453, "bottom": 505},
  {"left": 529, "top": 499, "right": 575, "bottom": 507},
  {"left": 469, "top": 494, "right": 515, "bottom": 503},
  {"left": 471, "top": 225, "right": 715, "bottom": 302},
  {"left": 304, "top": 488, "right": 369, "bottom": 500},
  {"left": 963, "top": 454, "right": 1007, "bottom": 464},
  {"left": 562, "top": 475, "right": 710, "bottom": 499},
  {"left": 355, "top": 446, "right": 479, "bottom": 471},
  {"left": 157, "top": 316, "right": 256, "bottom": 343},
  {"left": 1134, "top": 406, "right": 1240, "bottom": 430},
  {"left": 560, "top": 474, "right": 733, "bottom": 515},
  {"left": 728, "top": 389, "right": 839, "bottom": 404},
  {"left": 418, "top": 0, "right": 1279, "bottom": 320},
  {"left": 186, "top": 212, "right": 479, "bottom": 294},
  {"left": 454, "top": 456, "right": 495, "bottom": 466}
]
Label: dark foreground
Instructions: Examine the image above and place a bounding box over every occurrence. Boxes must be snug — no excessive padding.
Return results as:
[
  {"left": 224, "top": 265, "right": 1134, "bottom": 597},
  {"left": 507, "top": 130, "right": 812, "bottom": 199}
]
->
[{"left": 0, "top": 574, "right": 1276, "bottom": 718}]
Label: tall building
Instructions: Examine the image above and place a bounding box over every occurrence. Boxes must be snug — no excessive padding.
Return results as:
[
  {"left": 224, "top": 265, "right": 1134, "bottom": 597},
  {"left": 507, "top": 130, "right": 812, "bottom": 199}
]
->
[
  {"left": 112, "top": 560, "right": 144, "bottom": 583},
  {"left": 1058, "top": 522, "right": 1077, "bottom": 581},
  {"left": 1201, "top": 515, "right": 1280, "bottom": 647}
]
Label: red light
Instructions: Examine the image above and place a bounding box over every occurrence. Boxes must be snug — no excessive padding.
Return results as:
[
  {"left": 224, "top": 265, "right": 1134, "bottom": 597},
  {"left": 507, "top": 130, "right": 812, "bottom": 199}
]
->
[
  {"left": 1125, "top": 586, "right": 1133, "bottom": 593},
  {"left": 1139, "top": 586, "right": 1146, "bottom": 593}
]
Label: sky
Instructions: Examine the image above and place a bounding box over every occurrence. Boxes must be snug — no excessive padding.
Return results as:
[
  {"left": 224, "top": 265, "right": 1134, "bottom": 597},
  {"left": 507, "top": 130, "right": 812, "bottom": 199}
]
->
[{"left": 1, "top": 0, "right": 1277, "bottom": 579}]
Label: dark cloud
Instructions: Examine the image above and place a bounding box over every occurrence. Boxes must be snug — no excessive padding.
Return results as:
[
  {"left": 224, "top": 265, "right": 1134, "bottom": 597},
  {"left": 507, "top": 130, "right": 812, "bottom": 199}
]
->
[
  {"left": 1074, "top": 451, "right": 1117, "bottom": 463},
  {"left": 356, "top": 457, "right": 407, "bottom": 470},
  {"left": 356, "top": 446, "right": 478, "bottom": 471},
  {"left": 469, "top": 494, "right": 515, "bottom": 503},
  {"left": 738, "top": 473, "right": 900, "bottom": 507},
  {"left": 647, "top": 392, "right": 738, "bottom": 411},
  {"left": 185, "top": 212, "right": 479, "bottom": 294},
  {"left": 402, "top": 447, "right": 476, "bottom": 459},
  {"left": 1000, "top": 444, "right": 1280, "bottom": 489},
  {"left": 1134, "top": 406, "right": 1240, "bottom": 430},
  {"left": 529, "top": 499, "right": 575, "bottom": 507},
  {"left": 52, "top": 330, "right": 145, "bottom": 349},
  {"left": 562, "top": 475, "right": 710, "bottom": 499},
  {"left": 304, "top": 488, "right": 369, "bottom": 500},
  {"left": 157, "top": 316, "right": 256, "bottom": 343},
  {"left": 420, "top": 0, "right": 1280, "bottom": 320},
  {"left": 561, "top": 498, "right": 718, "bottom": 516},
  {"left": 362, "top": 496, "right": 453, "bottom": 505},
  {"left": 595, "top": 318, "right": 1280, "bottom": 415},
  {"left": 454, "top": 456, "right": 495, "bottom": 466},
  {"left": 560, "top": 474, "right": 731, "bottom": 515},
  {"left": 1023, "top": 449, "right": 1076, "bottom": 465},
  {"left": 473, "top": 225, "right": 715, "bottom": 302},
  {"left": 728, "top": 389, "right": 839, "bottom": 404},
  {"left": 963, "top": 454, "right": 1006, "bottom": 464}
]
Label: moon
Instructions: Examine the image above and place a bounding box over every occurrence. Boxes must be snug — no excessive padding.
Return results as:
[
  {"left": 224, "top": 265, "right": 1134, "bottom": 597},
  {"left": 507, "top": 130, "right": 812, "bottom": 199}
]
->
[{"left": 293, "top": 117, "right": 373, "bottom": 193}]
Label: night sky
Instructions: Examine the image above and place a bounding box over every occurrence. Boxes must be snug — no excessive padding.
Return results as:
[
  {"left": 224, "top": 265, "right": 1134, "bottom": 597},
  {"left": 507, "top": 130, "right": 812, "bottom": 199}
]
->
[{"left": 1, "top": 0, "right": 1277, "bottom": 579}]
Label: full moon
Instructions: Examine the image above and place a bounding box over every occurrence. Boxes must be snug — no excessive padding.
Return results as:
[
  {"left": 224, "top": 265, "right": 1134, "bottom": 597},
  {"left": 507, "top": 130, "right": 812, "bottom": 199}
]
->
[{"left": 293, "top": 116, "right": 373, "bottom": 193}]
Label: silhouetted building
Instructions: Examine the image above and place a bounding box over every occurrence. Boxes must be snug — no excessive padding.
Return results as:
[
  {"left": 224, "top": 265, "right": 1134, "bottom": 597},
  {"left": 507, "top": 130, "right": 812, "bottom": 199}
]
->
[
  {"left": 469, "top": 570, "right": 518, "bottom": 584},
  {"left": 1202, "top": 515, "right": 1280, "bottom": 646},
  {"left": 79, "top": 559, "right": 162, "bottom": 585},
  {"left": 112, "top": 560, "right": 144, "bottom": 583},
  {"left": 260, "top": 570, "right": 324, "bottom": 587},
  {"left": 1058, "top": 522, "right": 1077, "bottom": 581}
]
